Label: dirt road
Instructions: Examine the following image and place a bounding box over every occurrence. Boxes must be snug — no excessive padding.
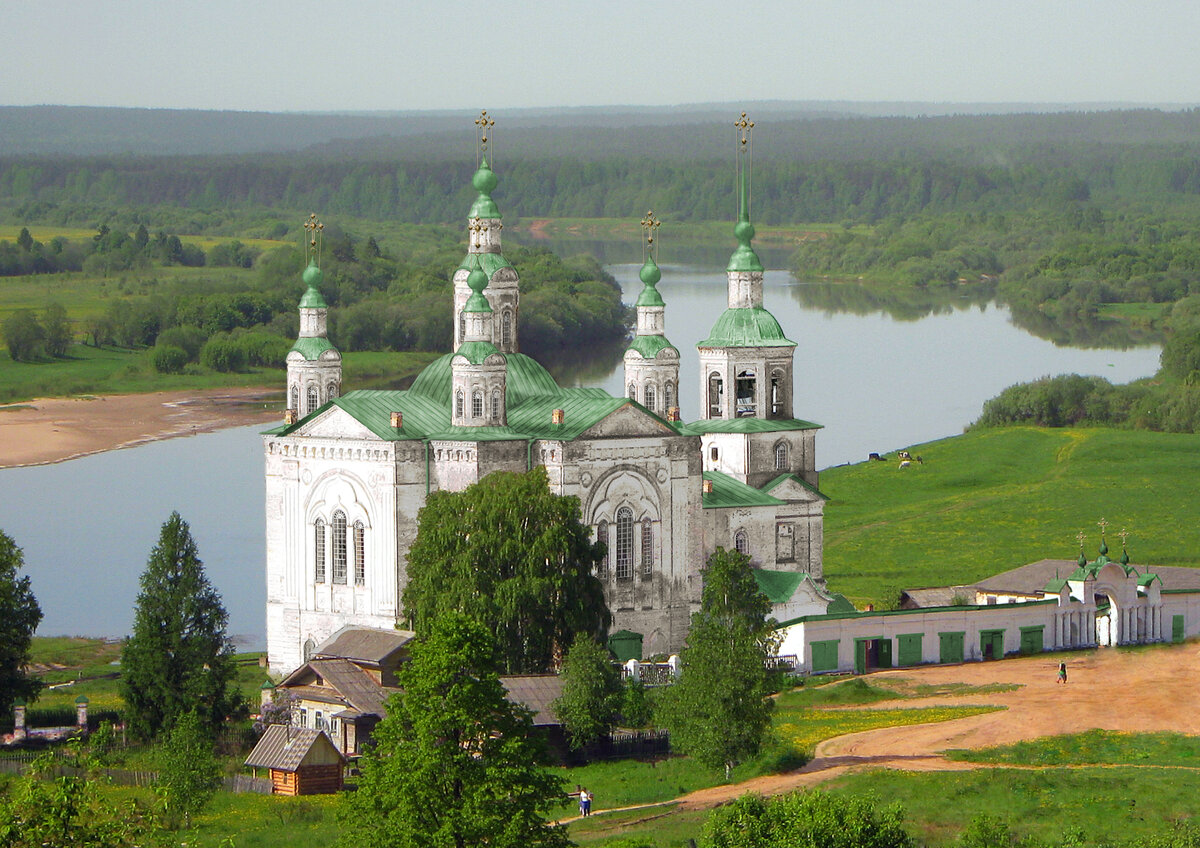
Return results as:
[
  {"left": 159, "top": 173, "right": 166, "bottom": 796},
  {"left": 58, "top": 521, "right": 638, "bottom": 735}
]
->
[{"left": 677, "top": 642, "right": 1200, "bottom": 810}]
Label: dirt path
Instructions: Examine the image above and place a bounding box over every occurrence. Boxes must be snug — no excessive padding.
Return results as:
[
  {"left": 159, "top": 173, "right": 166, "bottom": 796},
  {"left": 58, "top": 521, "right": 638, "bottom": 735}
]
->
[
  {"left": 670, "top": 642, "right": 1200, "bottom": 811},
  {"left": 0, "top": 388, "right": 281, "bottom": 468}
]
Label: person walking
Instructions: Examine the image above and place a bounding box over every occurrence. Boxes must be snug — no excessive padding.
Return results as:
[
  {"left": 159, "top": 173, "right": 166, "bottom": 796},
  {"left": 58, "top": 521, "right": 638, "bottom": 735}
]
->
[
  {"left": 1057, "top": 661, "right": 1067, "bottom": 684},
  {"left": 579, "top": 788, "right": 591, "bottom": 817}
]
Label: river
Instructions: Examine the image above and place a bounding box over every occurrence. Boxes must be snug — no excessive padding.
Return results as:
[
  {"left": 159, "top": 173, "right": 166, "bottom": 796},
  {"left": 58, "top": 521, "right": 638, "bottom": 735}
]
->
[{"left": 0, "top": 255, "right": 1162, "bottom": 645}]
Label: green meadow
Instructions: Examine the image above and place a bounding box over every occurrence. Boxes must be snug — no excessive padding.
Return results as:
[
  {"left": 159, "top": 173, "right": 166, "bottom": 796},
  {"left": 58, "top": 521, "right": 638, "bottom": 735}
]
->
[{"left": 820, "top": 427, "right": 1200, "bottom": 607}]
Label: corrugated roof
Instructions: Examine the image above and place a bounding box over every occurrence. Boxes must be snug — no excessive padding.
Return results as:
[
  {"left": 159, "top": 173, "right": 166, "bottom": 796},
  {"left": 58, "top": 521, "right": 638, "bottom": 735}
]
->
[
  {"left": 698, "top": 307, "right": 795, "bottom": 348},
  {"left": 244, "top": 725, "right": 344, "bottom": 771},
  {"left": 677, "top": 417, "right": 821, "bottom": 436},
  {"left": 280, "top": 658, "right": 395, "bottom": 718},
  {"left": 499, "top": 675, "right": 563, "bottom": 727},
  {"left": 315, "top": 627, "right": 415, "bottom": 666},
  {"left": 702, "top": 470, "right": 785, "bottom": 509},
  {"left": 752, "top": 568, "right": 807, "bottom": 604}
]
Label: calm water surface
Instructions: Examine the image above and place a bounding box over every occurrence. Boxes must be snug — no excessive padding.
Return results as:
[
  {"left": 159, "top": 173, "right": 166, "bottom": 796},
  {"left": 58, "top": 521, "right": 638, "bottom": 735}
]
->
[{"left": 0, "top": 261, "right": 1163, "bottom": 645}]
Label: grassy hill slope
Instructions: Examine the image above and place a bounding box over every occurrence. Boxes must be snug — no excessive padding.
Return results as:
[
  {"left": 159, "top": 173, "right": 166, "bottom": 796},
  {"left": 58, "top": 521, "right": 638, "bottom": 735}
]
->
[{"left": 821, "top": 427, "right": 1200, "bottom": 605}]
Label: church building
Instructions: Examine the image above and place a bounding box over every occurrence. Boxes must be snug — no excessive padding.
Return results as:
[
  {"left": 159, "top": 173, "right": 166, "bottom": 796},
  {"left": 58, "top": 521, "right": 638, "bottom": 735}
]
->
[{"left": 263, "top": 113, "right": 837, "bottom": 674}]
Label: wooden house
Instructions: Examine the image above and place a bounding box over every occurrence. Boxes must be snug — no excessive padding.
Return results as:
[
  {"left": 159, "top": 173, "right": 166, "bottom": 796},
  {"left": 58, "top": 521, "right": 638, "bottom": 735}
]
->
[{"left": 244, "top": 725, "right": 346, "bottom": 795}]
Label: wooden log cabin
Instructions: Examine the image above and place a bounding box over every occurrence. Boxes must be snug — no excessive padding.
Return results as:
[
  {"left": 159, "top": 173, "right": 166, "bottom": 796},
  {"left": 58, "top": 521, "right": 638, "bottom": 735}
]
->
[{"left": 244, "top": 725, "right": 346, "bottom": 795}]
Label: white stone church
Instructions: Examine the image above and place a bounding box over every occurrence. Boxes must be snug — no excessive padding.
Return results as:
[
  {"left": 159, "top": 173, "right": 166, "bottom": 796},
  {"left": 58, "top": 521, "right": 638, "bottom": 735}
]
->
[{"left": 263, "top": 117, "right": 840, "bottom": 674}]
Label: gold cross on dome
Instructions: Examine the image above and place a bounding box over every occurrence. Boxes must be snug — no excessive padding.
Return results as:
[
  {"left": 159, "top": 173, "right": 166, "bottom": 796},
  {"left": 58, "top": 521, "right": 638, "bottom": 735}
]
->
[
  {"left": 1097, "top": 517, "right": 1109, "bottom": 537},
  {"left": 475, "top": 109, "right": 495, "bottom": 152},
  {"left": 734, "top": 111, "right": 754, "bottom": 146},
  {"left": 1118, "top": 527, "right": 1131, "bottom": 547},
  {"left": 468, "top": 217, "right": 489, "bottom": 248},
  {"left": 1076, "top": 530, "right": 1086, "bottom": 550},
  {"left": 640, "top": 210, "right": 661, "bottom": 245},
  {"left": 303, "top": 213, "right": 324, "bottom": 263}
]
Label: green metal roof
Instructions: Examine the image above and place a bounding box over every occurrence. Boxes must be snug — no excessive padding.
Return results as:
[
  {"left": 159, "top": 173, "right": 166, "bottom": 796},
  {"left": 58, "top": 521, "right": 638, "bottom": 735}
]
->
[
  {"left": 1043, "top": 578, "right": 1068, "bottom": 594},
  {"left": 457, "top": 251, "right": 513, "bottom": 279},
  {"left": 698, "top": 307, "right": 796, "bottom": 348},
  {"left": 761, "top": 473, "right": 830, "bottom": 501},
  {"left": 677, "top": 417, "right": 821, "bottom": 436},
  {"left": 826, "top": 594, "right": 856, "bottom": 614},
  {"left": 299, "top": 287, "right": 327, "bottom": 309},
  {"left": 702, "top": 470, "right": 785, "bottom": 509},
  {"left": 1138, "top": 573, "right": 1162, "bottom": 587},
  {"left": 752, "top": 568, "right": 808, "bottom": 604},
  {"left": 636, "top": 285, "right": 666, "bottom": 308},
  {"left": 453, "top": 341, "right": 502, "bottom": 365},
  {"left": 636, "top": 256, "right": 665, "bottom": 306},
  {"left": 411, "top": 353, "right": 560, "bottom": 407},
  {"left": 290, "top": 336, "right": 338, "bottom": 361},
  {"left": 728, "top": 225, "right": 765, "bottom": 273},
  {"left": 626, "top": 334, "right": 677, "bottom": 360}
]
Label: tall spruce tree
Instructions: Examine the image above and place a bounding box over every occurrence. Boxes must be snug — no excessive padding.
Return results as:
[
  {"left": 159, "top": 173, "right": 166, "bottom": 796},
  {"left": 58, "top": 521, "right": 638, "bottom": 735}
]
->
[
  {"left": 657, "top": 547, "right": 778, "bottom": 780},
  {"left": 0, "top": 530, "right": 43, "bottom": 721},
  {"left": 402, "top": 466, "right": 609, "bottom": 673},
  {"left": 340, "top": 612, "right": 570, "bottom": 848},
  {"left": 120, "top": 512, "right": 240, "bottom": 739}
]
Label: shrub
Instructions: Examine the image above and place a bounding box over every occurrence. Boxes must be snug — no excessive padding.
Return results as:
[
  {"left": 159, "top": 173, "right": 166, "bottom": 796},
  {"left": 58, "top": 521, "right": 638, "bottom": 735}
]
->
[
  {"left": 152, "top": 344, "right": 188, "bottom": 374},
  {"left": 200, "top": 335, "right": 246, "bottom": 372}
]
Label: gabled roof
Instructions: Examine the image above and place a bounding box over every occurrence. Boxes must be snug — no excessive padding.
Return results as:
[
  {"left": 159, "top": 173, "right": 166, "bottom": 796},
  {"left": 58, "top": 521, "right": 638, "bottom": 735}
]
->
[
  {"left": 762, "top": 473, "right": 830, "bottom": 501},
  {"left": 499, "top": 675, "right": 563, "bottom": 727},
  {"left": 280, "top": 658, "right": 395, "bottom": 718},
  {"left": 677, "top": 417, "right": 821, "bottom": 436},
  {"left": 752, "top": 568, "right": 808, "bottom": 604},
  {"left": 244, "top": 725, "right": 345, "bottom": 771},
  {"left": 314, "top": 626, "right": 415, "bottom": 666},
  {"left": 702, "top": 470, "right": 785, "bottom": 509}
]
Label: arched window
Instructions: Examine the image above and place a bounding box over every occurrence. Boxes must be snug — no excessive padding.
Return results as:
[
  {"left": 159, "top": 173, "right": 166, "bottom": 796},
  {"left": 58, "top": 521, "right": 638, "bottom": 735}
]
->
[
  {"left": 303, "top": 638, "right": 316, "bottom": 663},
  {"left": 502, "top": 310, "right": 513, "bottom": 348},
  {"left": 455, "top": 390, "right": 464, "bottom": 419},
  {"left": 491, "top": 390, "right": 501, "bottom": 420},
  {"left": 459, "top": 312, "right": 466, "bottom": 343},
  {"left": 711, "top": 446, "right": 719, "bottom": 462},
  {"left": 314, "top": 519, "right": 326, "bottom": 583},
  {"left": 596, "top": 521, "right": 609, "bottom": 578},
  {"left": 353, "top": 521, "right": 365, "bottom": 586},
  {"left": 616, "top": 507, "right": 634, "bottom": 580},
  {"left": 770, "top": 370, "right": 784, "bottom": 417},
  {"left": 332, "top": 510, "right": 348, "bottom": 584},
  {"left": 708, "top": 373, "right": 724, "bottom": 418},
  {"left": 627, "top": 383, "right": 637, "bottom": 401},
  {"left": 472, "top": 390, "right": 484, "bottom": 419},
  {"left": 774, "top": 441, "right": 789, "bottom": 471},
  {"left": 664, "top": 381, "right": 675, "bottom": 412},
  {"left": 290, "top": 385, "right": 299, "bottom": 413},
  {"left": 734, "top": 530, "right": 749, "bottom": 556},
  {"left": 328, "top": 382, "right": 338, "bottom": 400},
  {"left": 736, "top": 370, "right": 757, "bottom": 417},
  {"left": 306, "top": 385, "right": 319, "bottom": 415},
  {"left": 641, "top": 518, "right": 653, "bottom": 576},
  {"left": 644, "top": 384, "right": 656, "bottom": 413}
]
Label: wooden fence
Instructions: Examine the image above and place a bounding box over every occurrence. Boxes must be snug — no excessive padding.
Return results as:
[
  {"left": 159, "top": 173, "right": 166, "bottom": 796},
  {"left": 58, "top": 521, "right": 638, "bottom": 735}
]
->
[{"left": 0, "top": 752, "right": 270, "bottom": 794}]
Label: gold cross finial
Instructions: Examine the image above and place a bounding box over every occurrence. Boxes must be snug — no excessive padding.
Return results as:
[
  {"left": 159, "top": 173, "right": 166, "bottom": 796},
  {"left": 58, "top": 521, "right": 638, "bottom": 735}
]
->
[
  {"left": 640, "top": 210, "right": 661, "bottom": 263},
  {"left": 468, "top": 217, "right": 489, "bottom": 248},
  {"left": 1118, "top": 527, "right": 1131, "bottom": 547},
  {"left": 734, "top": 111, "right": 754, "bottom": 147},
  {"left": 1097, "top": 517, "right": 1109, "bottom": 538},
  {"left": 303, "top": 213, "right": 324, "bottom": 266},
  {"left": 1076, "top": 530, "right": 1086, "bottom": 550},
  {"left": 475, "top": 109, "right": 496, "bottom": 160}
]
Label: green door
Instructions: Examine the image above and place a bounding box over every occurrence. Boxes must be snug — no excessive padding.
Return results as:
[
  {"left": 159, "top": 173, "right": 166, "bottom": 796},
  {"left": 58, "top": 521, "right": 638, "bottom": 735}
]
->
[
  {"left": 1173, "top": 615, "right": 1186, "bottom": 643},
  {"left": 877, "top": 638, "right": 893, "bottom": 669},
  {"left": 980, "top": 629, "right": 1004, "bottom": 660},
  {"left": 811, "top": 640, "right": 839, "bottom": 673},
  {"left": 939, "top": 632, "right": 964, "bottom": 664},
  {"left": 1019, "top": 626, "right": 1044, "bottom": 655},
  {"left": 897, "top": 633, "right": 923, "bottom": 666}
]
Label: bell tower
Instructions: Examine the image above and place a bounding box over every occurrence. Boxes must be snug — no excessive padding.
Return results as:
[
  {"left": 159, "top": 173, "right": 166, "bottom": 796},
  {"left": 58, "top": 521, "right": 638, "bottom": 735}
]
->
[
  {"left": 623, "top": 211, "right": 680, "bottom": 418},
  {"left": 286, "top": 214, "right": 342, "bottom": 419}
]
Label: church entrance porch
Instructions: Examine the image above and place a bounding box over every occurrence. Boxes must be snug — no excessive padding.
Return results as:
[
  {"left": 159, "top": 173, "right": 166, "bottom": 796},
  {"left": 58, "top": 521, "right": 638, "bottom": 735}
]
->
[{"left": 1095, "top": 594, "right": 1119, "bottom": 647}]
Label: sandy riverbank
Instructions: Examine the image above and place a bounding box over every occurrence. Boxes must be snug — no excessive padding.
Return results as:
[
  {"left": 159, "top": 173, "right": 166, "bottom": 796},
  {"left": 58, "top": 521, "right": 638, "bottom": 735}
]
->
[{"left": 0, "top": 388, "right": 283, "bottom": 469}]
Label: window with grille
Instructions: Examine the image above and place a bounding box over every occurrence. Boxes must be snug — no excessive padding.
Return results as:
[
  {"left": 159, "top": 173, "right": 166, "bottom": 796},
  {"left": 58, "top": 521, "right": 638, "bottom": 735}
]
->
[
  {"left": 306, "top": 386, "right": 318, "bottom": 415},
  {"left": 627, "top": 383, "right": 637, "bottom": 401},
  {"left": 502, "top": 310, "right": 512, "bottom": 347},
  {"left": 290, "top": 385, "right": 299, "bottom": 412},
  {"left": 459, "top": 312, "right": 466, "bottom": 343},
  {"left": 616, "top": 507, "right": 633, "bottom": 579},
  {"left": 735, "top": 530, "right": 749, "bottom": 556},
  {"left": 353, "top": 521, "right": 365, "bottom": 586},
  {"left": 641, "top": 518, "right": 653, "bottom": 576},
  {"left": 774, "top": 441, "right": 788, "bottom": 470},
  {"left": 491, "top": 390, "right": 500, "bottom": 420},
  {"left": 596, "top": 521, "right": 609, "bottom": 577},
  {"left": 665, "top": 381, "right": 675, "bottom": 411},
  {"left": 332, "top": 510, "right": 348, "bottom": 584},
  {"left": 770, "top": 370, "right": 784, "bottom": 416},
  {"left": 708, "top": 373, "right": 723, "bottom": 417},
  {"left": 472, "top": 390, "right": 483, "bottom": 418},
  {"left": 644, "top": 384, "right": 656, "bottom": 413},
  {"left": 314, "top": 519, "right": 326, "bottom": 583},
  {"left": 455, "top": 391, "right": 464, "bottom": 418},
  {"left": 328, "top": 382, "right": 338, "bottom": 400}
]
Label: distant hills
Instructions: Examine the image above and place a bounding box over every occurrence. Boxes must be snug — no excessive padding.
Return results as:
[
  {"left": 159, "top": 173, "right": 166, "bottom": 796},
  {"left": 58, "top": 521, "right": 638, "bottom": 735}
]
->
[{"left": 3, "top": 102, "right": 1199, "bottom": 158}]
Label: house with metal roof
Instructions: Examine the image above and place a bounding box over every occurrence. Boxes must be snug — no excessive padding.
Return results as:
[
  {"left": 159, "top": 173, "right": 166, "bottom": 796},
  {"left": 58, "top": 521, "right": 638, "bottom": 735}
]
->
[
  {"left": 263, "top": 113, "right": 834, "bottom": 675},
  {"left": 245, "top": 725, "right": 346, "bottom": 795}
]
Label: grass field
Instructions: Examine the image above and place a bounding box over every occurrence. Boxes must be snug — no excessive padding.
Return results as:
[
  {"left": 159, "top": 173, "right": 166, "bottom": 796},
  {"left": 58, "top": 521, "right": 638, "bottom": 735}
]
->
[
  {"left": 947, "top": 729, "right": 1200, "bottom": 767},
  {"left": 820, "top": 426, "right": 1200, "bottom": 607}
]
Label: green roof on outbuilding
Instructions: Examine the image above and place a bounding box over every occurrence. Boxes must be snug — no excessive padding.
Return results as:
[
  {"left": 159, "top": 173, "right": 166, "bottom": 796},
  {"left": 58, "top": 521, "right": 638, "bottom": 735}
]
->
[
  {"left": 290, "top": 337, "right": 338, "bottom": 361},
  {"left": 752, "top": 568, "right": 807, "bottom": 604},
  {"left": 698, "top": 307, "right": 795, "bottom": 348},
  {"left": 702, "top": 470, "right": 785, "bottom": 509},
  {"left": 626, "top": 334, "right": 677, "bottom": 360}
]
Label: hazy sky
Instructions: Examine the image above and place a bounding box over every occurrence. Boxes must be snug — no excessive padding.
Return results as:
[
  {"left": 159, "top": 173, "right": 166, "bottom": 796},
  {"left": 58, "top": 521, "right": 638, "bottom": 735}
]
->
[{"left": 3, "top": 0, "right": 1199, "bottom": 112}]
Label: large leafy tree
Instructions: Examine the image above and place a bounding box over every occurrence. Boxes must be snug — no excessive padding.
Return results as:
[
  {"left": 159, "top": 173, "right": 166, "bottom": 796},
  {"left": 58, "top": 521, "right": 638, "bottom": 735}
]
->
[
  {"left": 552, "top": 634, "right": 622, "bottom": 750},
  {"left": 340, "top": 612, "right": 571, "bottom": 848},
  {"left": 657, "top": 547, "right": 779, "bottom": 780},
  {"left": 0, "top": 530, "right": 43, "bottom": 720},
  {"left": 402, "top": 466, "right": 609, "bottom": 673},
  {"left": 120, "top": 512, "right": 241, "bottom": 739}
]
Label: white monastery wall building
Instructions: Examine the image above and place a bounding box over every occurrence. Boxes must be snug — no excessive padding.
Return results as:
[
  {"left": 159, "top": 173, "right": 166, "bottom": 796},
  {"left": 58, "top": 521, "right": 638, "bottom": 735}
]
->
[{"left": 264, "top": 115, "right": 837, "bottom": 674}]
